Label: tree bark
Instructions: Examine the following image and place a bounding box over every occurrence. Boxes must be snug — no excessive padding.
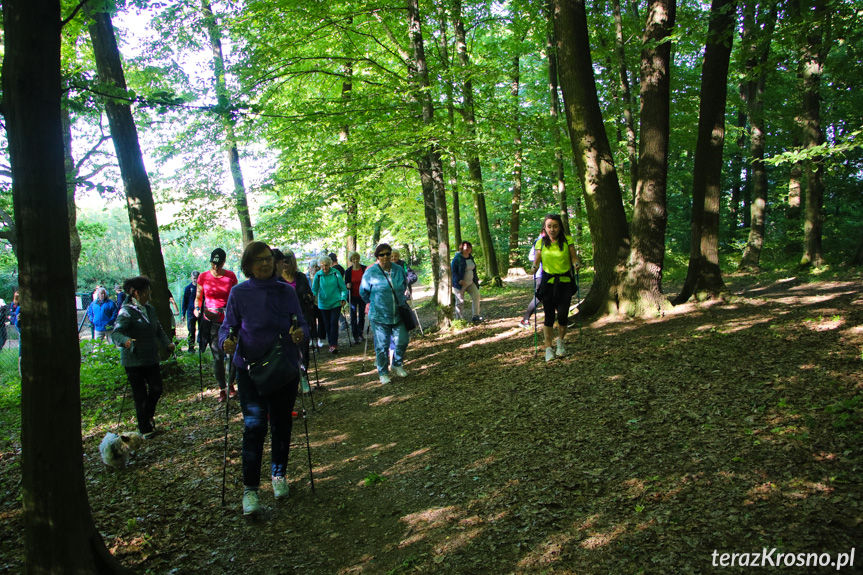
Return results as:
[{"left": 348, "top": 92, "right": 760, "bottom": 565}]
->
[
  {"left": 673, "top": 0, "right": 736, "bottom": 304},
  {"left": 3, "top": 0, "right": 133, "bottom": 571},
  {"left": 620, "top": 0, "right": 676, "bottom": 316},
  {"left": 612, "top": 0, "right": 639, "bottom": 200},
  {"left": 545, "top": 4, "right": 569, "bottom": 233},
  {"left": 201, "top": 0, "right": 254, "bottom": 245},
  {"left": 407, "top": 0, "right": 453, "bottom": 323},
  {"left": 739, "top": 1, "right": 777, "bottom": 271},
  {"left": 553, "top": 0, "right": 631, "bottom": 318},
  {"left": 453, "top": 0, "right": 501, "bottom": 286},
  {"left": 796, "top": 0, "right": 829, "bottom": 268},
  {"left": 61, "top": 101, "right": 82, "bottom": 287},
  {"left": 508, "top": 55, "right": 524, "bottom": 271},
  {"left": 86, "top": 6, "right": 174, "bottom": 334}
]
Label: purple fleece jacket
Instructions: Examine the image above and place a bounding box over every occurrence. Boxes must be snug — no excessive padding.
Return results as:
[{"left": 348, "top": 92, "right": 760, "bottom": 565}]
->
[{"left": 218, "top": 275, "right": 310, "bottom": 370}]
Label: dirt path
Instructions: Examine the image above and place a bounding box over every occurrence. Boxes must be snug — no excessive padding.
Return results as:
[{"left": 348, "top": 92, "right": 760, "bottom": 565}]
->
[{"left": 1, "top": 275, "right": 861, "bottom": 573}]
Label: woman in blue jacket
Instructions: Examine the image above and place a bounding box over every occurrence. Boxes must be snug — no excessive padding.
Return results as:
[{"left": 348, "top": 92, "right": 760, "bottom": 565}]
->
[
  {"left": 360, "top": 243, "right": 410, "bottom": 384},
  {"left": 312, "top": 255, "right": 348, "bottom": 354},
  {"left": 87, "top": 287, "right": 119, "bottom": 341}
]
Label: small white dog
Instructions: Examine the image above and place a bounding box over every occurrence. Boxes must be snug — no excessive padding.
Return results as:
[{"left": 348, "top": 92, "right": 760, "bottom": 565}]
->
[{"left": 99, "top": 432, "right": 143, "bottom": 468}]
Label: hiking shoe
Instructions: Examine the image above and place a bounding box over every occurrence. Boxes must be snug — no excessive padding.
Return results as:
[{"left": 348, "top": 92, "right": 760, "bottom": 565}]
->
[
  {"left": 545, "top": 347, "right": 555, "bottom": 363},
  {"left": 142, "top": 430, "right": 157, "bottom": 440},
  {"left": 228, "top": 383, "right": 238, "bottom": 398},
  {"left": 272, "top": 476, "right": 290, "bottom": 500},
  {"left": 556, "top": 338, "right": 566, "bottom": 358},
  {"left": 242, "top": 490, "right": 261, "bottom": 516},
  {"left": 471, "top": 315, "right": 482, "bottom": 323},
  {"left": 317, "top": 339, "right": 325, "bottom": 348},
  {"left": 218, "top": 389, "right": 227, "bottom": 403},
  {"left": 300, "top": 373, "right": 311, "bottom": 393},
  {"left": 379, "top": 373, "right": 391, "bottom": 384},
  {"left": 518, "top": 319, "right": 531, "bottom": 329},
  {"left": 391, "top": 365, "right": 408, "bottom": 378}
]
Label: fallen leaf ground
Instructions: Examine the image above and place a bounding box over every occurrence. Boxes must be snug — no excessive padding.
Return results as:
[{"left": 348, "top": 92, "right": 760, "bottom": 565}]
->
[{"left": 1, "top": 273, "right": 862, "bottom": 574}]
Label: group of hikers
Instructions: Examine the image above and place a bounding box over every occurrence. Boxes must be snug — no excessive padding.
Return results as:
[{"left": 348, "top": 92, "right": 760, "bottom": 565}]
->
[{"left": 98, "top": 212, "right": 580, "bottom": 516}]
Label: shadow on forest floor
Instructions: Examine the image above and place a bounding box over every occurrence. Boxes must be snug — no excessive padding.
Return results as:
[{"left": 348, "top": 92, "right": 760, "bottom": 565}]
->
[{"left": 1, "top": 272, "right": 862, "bottom": 573}]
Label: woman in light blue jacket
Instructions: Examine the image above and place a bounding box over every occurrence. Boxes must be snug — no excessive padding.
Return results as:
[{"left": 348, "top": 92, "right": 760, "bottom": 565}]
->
[
  {"left": 359, "top": 243, "right": 409, "bottom": 384},
  {"left": 312, "top": 255, "right": 348, "bottom": 354}
]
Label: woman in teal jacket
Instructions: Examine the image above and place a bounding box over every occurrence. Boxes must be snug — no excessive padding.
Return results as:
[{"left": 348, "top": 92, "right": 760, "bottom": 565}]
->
[
  {"left": 111, "top": 276, "right": 175, "bottom": 438},
  {"left": 359, "top": 243, "right": 410, "bottom": 384},
  {"left": 312, "top": 255, "right": 348, "bottom": 353}
]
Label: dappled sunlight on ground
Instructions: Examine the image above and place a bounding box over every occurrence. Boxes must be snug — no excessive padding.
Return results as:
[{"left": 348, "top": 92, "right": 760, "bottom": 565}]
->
[
  {"left": 458, "top": 328, "right": 523, "bottom": 348},
  {"left": 369, "top": 393, "right": 415, "bottom": 406}
]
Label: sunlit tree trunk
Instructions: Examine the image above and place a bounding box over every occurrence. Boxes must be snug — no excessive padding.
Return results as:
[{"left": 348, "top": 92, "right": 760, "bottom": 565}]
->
[
  {"left": 795, "top": 0, "right": 829, "bottom": 267},
  {"left": 61, "top": 101, "right": 82, "bottom": 286},
  {"left": 87, "top": 6, "right": 174, "bottom": 334},
  {"left": 453, "top": 0, "right": 501, "bottom": 286},
  {"left": 553, "top": 0, "right": 631, "bottom": 318},
  {"left": 435, "top": 8, "right": 462, "bottom": 249},
  {"left": 202, "top": 0, "right": 253, "bottom": 244},
  {"left": 673, "top": 0, "right": 736, "bottom": 304},
  {"left": 613, "top": 0, "right": 639, "bottom": 201},
  {"left": 620, "top": 0, "right": 676, "bottom": 316},
  {"left": 739, "top": 1, "right": 777, "bottom": 271},
  {"left": 408, "top": 0, "right": 452, "bottom": 324},
  {"left": 545, "top": 4, "right": 569, "bottom": 233},
  {"left": 4, "top": 0, "right": 134, "bottom": 571},
  {"left": 508, "top": 55, "right": 524, "bottom": 271}
]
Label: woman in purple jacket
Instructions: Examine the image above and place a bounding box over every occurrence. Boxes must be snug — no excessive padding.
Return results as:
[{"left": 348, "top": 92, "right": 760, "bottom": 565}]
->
[{"left": 220, "top": 241, "right": 310, "bottom": 516}]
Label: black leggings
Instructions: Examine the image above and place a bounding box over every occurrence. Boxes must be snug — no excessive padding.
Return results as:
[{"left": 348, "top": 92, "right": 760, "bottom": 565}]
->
[
  {"left": 125, "top": 364, "right": 163, "bottom": 434},
  {"left": 541, "top": 281, "right": 574, "bottom": 328}
]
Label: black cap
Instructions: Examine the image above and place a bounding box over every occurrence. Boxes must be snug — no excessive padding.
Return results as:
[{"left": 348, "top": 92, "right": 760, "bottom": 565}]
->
[
  {"left": 210, "top": 248, "right": 226, "bottom": 264},
  {"left": 328, "top": 252, "right": 338, "bottom": 261}
]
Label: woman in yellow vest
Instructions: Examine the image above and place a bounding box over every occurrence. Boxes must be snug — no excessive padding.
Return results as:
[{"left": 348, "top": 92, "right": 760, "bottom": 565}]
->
[{"left": 530, "top": 214, "right": 581, "bottom": 362}]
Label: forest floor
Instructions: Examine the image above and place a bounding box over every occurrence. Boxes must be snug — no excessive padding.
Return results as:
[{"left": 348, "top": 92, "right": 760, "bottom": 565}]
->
[{"left": 1, "top": 271, "right": 863, "bottom": 574}]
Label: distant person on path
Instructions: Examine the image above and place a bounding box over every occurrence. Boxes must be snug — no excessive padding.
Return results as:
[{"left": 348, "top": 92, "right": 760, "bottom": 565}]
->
[
  {"left": 275, "top": 249, "right": 314, "bottom": 386},
  {"left": 112, "top": 276, "right": 175, "bottom": 439},
  {"left": 114, "top": 284, "right": 126, "bottom": 308},
  {"left": 451, "top": 241, "right": 482, "bottom": 323},
  {"left": 87, "top": 287, "right": 119, "bottom": 342},
  {"left": 219, "top": 241, "right": 309, "bottom": 516},
  {"left": 181, "top": 271, "right": 200, "bottom": 352},
  {"left": 312, "top": 255, "right": 348, "bottom": 354},
  {"left": 530, "top": 214, "right": 581, "bottom": 362},
  {"left": 307, "top": 260, "right": 326, "bottom": 348},
  {"left": 391, "top": 249, "right": 418, "bottom": 301},
  {"left": 344, "top": 251, "right": 367, "bottom": 342},
  {"left": 195, "top": 248, "right": 239, "bottom": 402},
  {"left": 519, "top": 232, "right": 545, "bottom": 329},
  {"left": 329, "top": 252, "right": 349, "bottom": 333},
  {"left": 360, "top": 243, "right": 410, "bottom": 384}
]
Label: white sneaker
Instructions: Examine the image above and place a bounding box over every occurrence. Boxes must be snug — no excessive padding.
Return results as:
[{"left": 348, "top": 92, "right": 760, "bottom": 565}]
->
[
  {"left": 556, "top": 338, "right": 566, "bottom": 358},
  {"left": 545, "top": 347, "right": 555, "bottom": 363},
  {"left": 391, "top": 366, "right": 408, "bottom": 378},
  {"left": 317, "top": 339, "right": 325, "bottom": 348},
  {"left": 379, "top": 373, "right": 391, "bottom": 384},
  {"left": 272, "top": 476, "right": 289, "bottom": 500},
  {"left": 242, "top": 490, "right": 261, "bottom": 516}
]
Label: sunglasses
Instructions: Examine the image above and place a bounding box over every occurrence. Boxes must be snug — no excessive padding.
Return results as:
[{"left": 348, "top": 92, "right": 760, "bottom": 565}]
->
[{"left": 377, "top": 252, "right": 391, "bottom": 258}]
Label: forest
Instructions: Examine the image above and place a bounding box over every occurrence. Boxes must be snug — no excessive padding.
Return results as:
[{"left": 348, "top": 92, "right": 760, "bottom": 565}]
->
[{"left": 1, "top": 0, "right": 862, "bottom": 572}]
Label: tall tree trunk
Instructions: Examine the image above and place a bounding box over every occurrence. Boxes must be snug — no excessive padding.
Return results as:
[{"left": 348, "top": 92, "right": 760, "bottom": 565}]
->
[
  {"left": 612, "top": 0, "right": 639, "bottom": 200},
  {"left": 453, "top": 0, "right": 501, "bottom": 286},
  {"left": 436, "top": 7, "right": 462, "bottom": 249},
  {"left": 545, "top": 4, "right": 569, "bottom": 233},
  {"left": 553, "top": 0, "right": 631, "bottom": 318},
  {"left": 61, "top": 101, "right": 82, "bottom": 287},
  {"left": 673, "top": 0, "right": 736, "bottom": 304},
  {"left": 339, "top": 59, "right": 358, "bottom": 254},
  {"left": 3, "top": 0, "right": 133, "bottom": 571},
  {"left": 508, "top": 55, "right": 524, "bottom": 271},
  {"left": 408, "top": 0, "right": 452, "bottom": 323},
  {"left": 620, "top": 0, "right": 676, "bottom": 316},
  {"left": 202, "top": 0, "right": 253, "bottom": 244},
  {"left": 787, "top": 156, "right": 803, "bottom": 219},
  {"left": 87, "top": 6, "right": 174, "bottom": 334},
  {"left": 796, "top": 0, "right": 829, "bottom": 267},
  {"left": 739, "top": 1, "right": 777, "bottom": 270}
]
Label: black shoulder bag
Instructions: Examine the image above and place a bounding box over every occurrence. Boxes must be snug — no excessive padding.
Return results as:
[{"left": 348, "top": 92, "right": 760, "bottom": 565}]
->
[
  {"left": 243, "top": 309, "right": 300, "bottom": 397},
  {"left": 383, "top": 269, "right": 418, "bottom": 331}
]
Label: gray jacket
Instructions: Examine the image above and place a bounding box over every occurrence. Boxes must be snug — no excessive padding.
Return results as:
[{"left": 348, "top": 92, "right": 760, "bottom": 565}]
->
[{"left": 111, "top": 302, "right": 172, "bottom": 367}]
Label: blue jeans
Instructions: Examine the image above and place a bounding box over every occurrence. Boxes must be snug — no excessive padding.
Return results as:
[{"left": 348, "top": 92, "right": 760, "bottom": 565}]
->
[
  {"left": 320, "top": 307, "right": 341, "bottom": 347},
  {"left": 371, "top": 320, "right": 408, "bottom": 375},
  {"left": 236, "top": 368, "right": 298, "bottom": 488},
  {"left": 349, "top": 296, "right": 366, "bottom": 339}
]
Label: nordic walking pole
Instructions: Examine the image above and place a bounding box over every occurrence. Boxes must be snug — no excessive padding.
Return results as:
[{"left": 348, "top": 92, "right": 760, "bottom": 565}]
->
[
  {"left": 295, "top": 378, "right": 315, "bottom": 492},
  {"left": 533, "top": 272, "right": 538, "bottom": 356},
  {"left": 221, "top": 333, "right": 236, "bottom": 506}
]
